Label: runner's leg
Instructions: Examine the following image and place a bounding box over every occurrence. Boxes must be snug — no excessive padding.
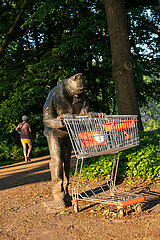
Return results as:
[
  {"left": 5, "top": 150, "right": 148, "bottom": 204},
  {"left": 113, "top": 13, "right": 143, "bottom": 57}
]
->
[
  {"left": 27, "top": 141, "right": 32, "bottom": 160},
  {"left": 22, "top": 142, "right": 27, "bottom": 161}
]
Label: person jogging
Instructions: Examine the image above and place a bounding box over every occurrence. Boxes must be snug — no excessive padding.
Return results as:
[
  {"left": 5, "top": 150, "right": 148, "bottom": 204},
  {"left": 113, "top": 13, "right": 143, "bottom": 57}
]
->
[{"left": 16, "top": 115, "right": 32, "bottom": 162}]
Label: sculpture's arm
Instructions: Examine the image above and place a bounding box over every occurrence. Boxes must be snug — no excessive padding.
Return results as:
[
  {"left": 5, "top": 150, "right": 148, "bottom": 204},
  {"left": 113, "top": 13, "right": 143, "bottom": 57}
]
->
[
  {"left": 43, "top": 92, "right": 64, "bottom": 129},
  {"left": 79, "top": 93, "right": 89, "bottom": 114}
]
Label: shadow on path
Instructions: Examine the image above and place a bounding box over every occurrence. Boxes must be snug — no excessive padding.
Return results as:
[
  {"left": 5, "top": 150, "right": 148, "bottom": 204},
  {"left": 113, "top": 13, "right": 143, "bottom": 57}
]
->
[
  {"left": 0, "top": 157, "right": 51, "bottom": 170},
  {"left": 130, "top": 183, "right": 160, "bottom": 213},
  {"left": 0, "top": 156, "right": 51, "bottom": 190},
  {"left": 0, "top": 156, "right": 159, "bottom": 213},
  {"left": 0, "top": 155, "right": 77, "bottom": 191}
]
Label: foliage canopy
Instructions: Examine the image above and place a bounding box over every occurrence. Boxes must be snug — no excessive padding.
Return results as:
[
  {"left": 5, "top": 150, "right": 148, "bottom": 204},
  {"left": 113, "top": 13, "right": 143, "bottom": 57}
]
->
[{"left": 0, "top": 1, "right": 159, "bottom": 174}]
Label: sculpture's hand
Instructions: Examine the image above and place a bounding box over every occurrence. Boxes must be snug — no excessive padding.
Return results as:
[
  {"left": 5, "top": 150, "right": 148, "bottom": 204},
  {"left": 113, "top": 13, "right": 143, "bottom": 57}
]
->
[
  {"left": 43, "top": 118, "right": 65, "bottom": 129},
  {"left": 80, "top": 109, "right": 88, "bottom": 115}
]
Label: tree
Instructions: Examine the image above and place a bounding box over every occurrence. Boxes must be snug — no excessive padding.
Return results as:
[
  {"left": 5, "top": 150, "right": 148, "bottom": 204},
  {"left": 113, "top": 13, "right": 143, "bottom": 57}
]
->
[
  {"left": 0, "top": 0, "right": 159, "bottom": 143},
  {"left": 104, "top": 0, "right": 143, "bottom": 130},
  {"left": 0, "top": 0, "right": 30, "bottom": 55}
]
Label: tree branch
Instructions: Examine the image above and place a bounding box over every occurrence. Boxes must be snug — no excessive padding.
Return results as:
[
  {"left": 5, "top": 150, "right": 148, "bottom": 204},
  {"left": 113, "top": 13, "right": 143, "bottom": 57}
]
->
[{"left": 0, "top": 0, "right": 30, "bottom": 55}]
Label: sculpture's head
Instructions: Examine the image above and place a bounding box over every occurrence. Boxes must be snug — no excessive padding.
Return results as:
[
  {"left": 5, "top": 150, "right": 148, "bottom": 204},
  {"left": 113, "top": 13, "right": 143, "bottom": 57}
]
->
[{"left": 64, "top": 73, "right": 85, "bottom": 97}]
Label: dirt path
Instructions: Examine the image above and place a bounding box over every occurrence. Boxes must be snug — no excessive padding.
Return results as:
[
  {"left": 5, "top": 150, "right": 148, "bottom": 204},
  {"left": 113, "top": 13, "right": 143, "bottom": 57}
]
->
[{"left": 0, "top": 156, "right": 160, "bottom": 240}]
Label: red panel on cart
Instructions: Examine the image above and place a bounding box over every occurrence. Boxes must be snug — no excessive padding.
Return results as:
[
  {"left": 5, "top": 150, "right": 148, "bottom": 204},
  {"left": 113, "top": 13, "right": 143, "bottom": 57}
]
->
[
  {"left": 79, "top": 131, "right": 107, "bottom": 148},
  {"left": 103, "top": 120, "right": 135, "bottom": 132}
]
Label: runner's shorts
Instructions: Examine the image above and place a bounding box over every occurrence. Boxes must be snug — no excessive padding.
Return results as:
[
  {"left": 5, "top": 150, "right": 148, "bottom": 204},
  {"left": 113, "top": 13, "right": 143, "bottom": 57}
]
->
[{"left": 21, "top": 139, "right": 31, "bottom": 144}]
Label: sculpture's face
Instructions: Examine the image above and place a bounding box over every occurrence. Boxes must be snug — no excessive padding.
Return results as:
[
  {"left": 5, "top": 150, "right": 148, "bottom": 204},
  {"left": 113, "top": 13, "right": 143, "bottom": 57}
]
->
[{"left": 65, "top": 73, "right": 84, "bottom": 97}]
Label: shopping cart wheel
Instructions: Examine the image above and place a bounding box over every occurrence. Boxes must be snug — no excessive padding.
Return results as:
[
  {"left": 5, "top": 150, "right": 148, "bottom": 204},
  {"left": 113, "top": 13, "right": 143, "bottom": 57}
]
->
[
  {"left": 73, "top": 202, "right": 79, "bottom": 213},
  {"left": 118, "top": 208, "right": 124, "bottom": 218},
  {"left": 135, "top": 203, "right": 142, "bottom": 213}
]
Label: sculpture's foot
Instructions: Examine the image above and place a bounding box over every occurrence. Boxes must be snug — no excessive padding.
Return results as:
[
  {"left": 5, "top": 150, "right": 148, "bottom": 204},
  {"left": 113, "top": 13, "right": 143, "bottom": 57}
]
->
[
  {"left": 54, "top": 199, "right": 66, "bottom": 209},
  {"left": 64, "top": 193, "right": 72, "bottom": 207},
  {"left": 53, "top": 193, "right": 66, "bottom": 209}
]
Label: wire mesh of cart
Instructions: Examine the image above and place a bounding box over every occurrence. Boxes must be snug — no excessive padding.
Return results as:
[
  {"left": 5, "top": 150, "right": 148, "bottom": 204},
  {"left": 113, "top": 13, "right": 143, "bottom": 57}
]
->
[{"left": 60, "top": 113, "right": 145, "bottom": 215}]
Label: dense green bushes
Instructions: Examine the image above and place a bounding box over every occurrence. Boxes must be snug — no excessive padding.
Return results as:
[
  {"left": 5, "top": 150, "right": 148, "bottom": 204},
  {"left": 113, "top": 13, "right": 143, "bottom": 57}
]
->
[
  {"left": 0, "top": 133, "right": 49, "bottom": 166},
  {"left": 31, "top": 134, "right": 49, "bottom": 158},
  {"left": 72, "top": 129, "right": 160, "bottom": 181},
  {"left": 0, "top": 141, "right": 24, "bottom": 165},
  {"left": 0, "top": 127, "right": 159, "bottom": 181},
  {"left": 125, "top": 131, "right": 160, "bottom": 179}
]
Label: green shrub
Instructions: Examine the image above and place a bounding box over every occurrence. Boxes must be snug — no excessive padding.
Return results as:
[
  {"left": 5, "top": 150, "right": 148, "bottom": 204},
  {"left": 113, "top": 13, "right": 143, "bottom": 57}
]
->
[
  {"left": 125, "top": 129, "right": 160, "bottom": 180},
  {"left": 0, "top": 133, "right": 49, "bottom": 166},
  {"left": 0, "top": 141, "right": 24, "bottom": 165},
  {"left": 78, "top": 155, "right": 115, "bottom": 181},
  {"left": 31, "top": 146, "right": 49, "bottom": 158},
  {"left": 72, "top": 129, "right": 160, "bottom": 181},
  {"left": 143, "top": 118, "right": 160, "bottom": 132}
]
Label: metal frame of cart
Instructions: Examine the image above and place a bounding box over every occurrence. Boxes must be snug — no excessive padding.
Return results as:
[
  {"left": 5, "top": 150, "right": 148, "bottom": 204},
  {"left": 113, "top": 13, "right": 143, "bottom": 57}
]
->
[{"left": 61, "top": 113, "right": 145, "bottom": 216}]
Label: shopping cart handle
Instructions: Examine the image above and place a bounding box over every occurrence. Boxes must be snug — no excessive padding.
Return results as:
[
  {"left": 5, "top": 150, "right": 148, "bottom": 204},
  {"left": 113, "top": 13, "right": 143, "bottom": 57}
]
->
[
  {"left": 57, "top": 112, "right": 104, "bottom": 120},
  {"left": 75, "top": 112, "right": 100, "bottom": 118},
  {"left": 57, "top": 114, "right": 72, "bottom": 120},
  {"left": 57, "top": 115, "right": 88, "bottom": 119}
]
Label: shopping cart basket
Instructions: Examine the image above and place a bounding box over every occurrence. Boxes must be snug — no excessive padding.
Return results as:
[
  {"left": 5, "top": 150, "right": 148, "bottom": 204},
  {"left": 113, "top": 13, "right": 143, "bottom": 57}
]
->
[{"left": 59, "top": 113, "right": 145, "bottom": 216}]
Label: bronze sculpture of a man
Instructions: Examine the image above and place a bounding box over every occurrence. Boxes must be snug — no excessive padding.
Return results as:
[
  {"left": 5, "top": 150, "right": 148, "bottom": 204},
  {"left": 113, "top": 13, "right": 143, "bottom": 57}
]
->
[{"left": 43, "top": 73, "right": 88, "bottom": 208}]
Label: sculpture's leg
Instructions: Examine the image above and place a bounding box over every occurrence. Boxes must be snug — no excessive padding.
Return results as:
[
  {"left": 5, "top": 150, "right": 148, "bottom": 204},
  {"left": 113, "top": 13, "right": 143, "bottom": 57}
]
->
[
  {"left": 62, "top": 136, "right": 72, "bottom": 203},
  {"left": 47, "top": 134, "right": 65, "bottom": 208}
]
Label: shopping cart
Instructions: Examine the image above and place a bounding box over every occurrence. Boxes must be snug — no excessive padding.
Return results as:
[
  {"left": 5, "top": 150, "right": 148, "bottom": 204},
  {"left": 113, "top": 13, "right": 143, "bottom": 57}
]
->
[{"left": 59, "top": 113, "right": 145, "bottom": 216}]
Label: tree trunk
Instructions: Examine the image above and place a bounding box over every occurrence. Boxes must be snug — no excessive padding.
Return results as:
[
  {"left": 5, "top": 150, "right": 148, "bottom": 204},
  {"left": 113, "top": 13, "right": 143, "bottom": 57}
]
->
[{"left": 104, "top": 0, "right": 143, "bottom": 130}]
